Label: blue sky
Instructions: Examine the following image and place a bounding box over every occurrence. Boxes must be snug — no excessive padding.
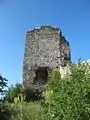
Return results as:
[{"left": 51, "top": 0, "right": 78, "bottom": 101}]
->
[{"left": 0, "top": 0, "right": 90, "bottom": 86}]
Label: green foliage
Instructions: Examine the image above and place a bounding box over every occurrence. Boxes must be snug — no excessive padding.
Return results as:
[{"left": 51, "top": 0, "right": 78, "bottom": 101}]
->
[
  {"left": 0, "top": 74, "right": 10, "bottom": 120},
  {"left": 0, "top": 102, "right": 11, "bottom": 120},
  {"left": 4, "top": 83, "right": 23, "bottom": 102},
  {"left": 2, "top": 62, "right": 90, "bottom": 120},
  {"left": 4, "top": 83, "right": 41, "bottom": 102},
  {"left": 24, "top": 87, "right": 41, "bottom": 102},
  {"left": 9, "top": 98, "right": 44, "bottom": 120},
  {"left": 0, "top": 75, "right": 8, "bottom": 96},
  {"left": 3, "top": 91, "right": 45, "bottom": 120},
  {"left": 43, "top": 63, "right": 90, "bottom": 120}
]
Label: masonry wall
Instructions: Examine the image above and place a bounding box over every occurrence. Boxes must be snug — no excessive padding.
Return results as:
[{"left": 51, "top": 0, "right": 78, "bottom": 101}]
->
[{"left": 23, "top": 26, "right": 71, "bottom": 91}]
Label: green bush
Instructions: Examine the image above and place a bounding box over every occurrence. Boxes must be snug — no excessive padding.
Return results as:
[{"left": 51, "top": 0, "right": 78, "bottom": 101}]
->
[
  {"left": 42, "top": 63, "right": 90, "bottom": 120},
  {"left": 0, "top": 75, "right": 10, "bottom": 120},
  {"left": 9, "top": 98, "right": 44, "bottom": 120},
  {"left": 24, "top": 87, "right": 42, "bottom": 102},
  {"left": 0, "top": 102, "right": 11, "bottom": 120},
  {"left": 4, "top": 83, "right": 22, "bottom": 102},
  {"left": 4, "top": 83, "right": 41, "bottom": 102}
]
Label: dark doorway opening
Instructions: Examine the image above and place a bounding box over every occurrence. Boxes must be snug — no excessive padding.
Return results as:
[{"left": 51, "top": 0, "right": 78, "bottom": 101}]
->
[{"left": 35, "top": 67, "right": 48, "bottom": 85}]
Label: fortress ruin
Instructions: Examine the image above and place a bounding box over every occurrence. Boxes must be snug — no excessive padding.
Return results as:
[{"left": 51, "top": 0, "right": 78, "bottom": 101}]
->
[{"left": 23, "top": 26, "right": 71, "bottom": 92}]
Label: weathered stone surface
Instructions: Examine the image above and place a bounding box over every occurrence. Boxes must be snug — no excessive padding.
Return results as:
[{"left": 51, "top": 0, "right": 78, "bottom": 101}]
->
[{"left": 23, "top": 26, "right": 71, "bottom": 91}]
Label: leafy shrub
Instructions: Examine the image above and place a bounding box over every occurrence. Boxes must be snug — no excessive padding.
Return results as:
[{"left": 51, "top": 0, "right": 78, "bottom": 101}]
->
[
  {"left": 9, "top": 96, "right": 44, "bottom": 120},
  {"left": 4, "top": 83, "right": 22, "bottom": 102},
  {"left": 0, "top": 74, "right": 10, "bottom": 120},
  {"left": 42, "top": 63, "right": 90, "bottom": 120},
  {"left": 0, "top": 101, "right": 11, "bottom": 120},
  {"left": 4, "top": 83, "right": 41, "bottom": 102},
  {"left": 24, "top": 87, "right": 41, "bottom": 102}
]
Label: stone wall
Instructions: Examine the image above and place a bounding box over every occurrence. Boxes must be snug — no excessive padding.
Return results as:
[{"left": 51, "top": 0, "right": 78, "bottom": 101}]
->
[{"left": 23, "top": 26, "right": 71, "bottom": 91}]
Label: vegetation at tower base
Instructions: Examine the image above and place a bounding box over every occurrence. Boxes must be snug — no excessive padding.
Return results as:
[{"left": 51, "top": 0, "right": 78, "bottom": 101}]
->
[
  {"left": 42, "top": 62, "right": 90, "bottom": 120},
  {"left": 1, "top": 61, "right": 90, "bottom": 120},
  {"left": 3, "top": 83, "right": 42, "bottom": 102},
  {"left": 3, "top": 83, "right": 23, "bottom": 102}
]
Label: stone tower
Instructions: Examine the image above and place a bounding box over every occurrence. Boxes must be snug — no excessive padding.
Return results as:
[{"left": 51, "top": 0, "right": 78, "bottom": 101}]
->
[{"left": 23, "top": 26, "right": 71, "bottom": 91}]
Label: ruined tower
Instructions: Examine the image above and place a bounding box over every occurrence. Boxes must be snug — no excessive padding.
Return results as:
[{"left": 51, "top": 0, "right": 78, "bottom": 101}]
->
[{"left": 23, "top": 26, "right": 71, "bottom": 91}]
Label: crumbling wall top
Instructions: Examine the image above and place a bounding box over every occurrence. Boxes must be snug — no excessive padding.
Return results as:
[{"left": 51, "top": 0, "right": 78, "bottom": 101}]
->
[
  {"left": 26, "top": 25, "right": 60, "bottom": 34},
  {"left": 26, "top": 26, "right": 69, "bottom": 45}
]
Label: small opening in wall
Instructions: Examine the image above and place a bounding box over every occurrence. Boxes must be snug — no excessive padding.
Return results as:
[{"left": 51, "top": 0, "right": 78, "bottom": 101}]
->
[{"left": 35, "top": 67, "right": 48, "bottom": 85}]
